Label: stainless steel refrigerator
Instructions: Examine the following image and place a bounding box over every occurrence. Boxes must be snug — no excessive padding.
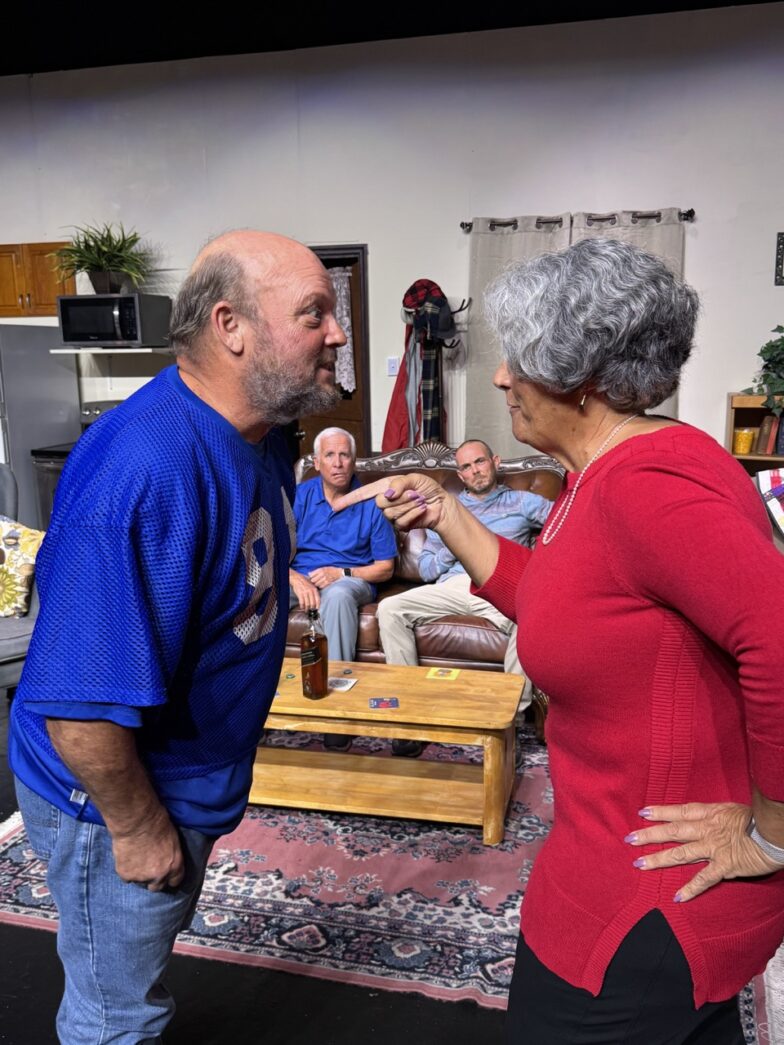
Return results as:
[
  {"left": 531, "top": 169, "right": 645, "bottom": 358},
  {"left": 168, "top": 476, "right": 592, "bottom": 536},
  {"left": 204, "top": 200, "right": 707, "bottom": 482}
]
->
[{"left": 0, "top": 325, "right": 82, "bottom": 528}]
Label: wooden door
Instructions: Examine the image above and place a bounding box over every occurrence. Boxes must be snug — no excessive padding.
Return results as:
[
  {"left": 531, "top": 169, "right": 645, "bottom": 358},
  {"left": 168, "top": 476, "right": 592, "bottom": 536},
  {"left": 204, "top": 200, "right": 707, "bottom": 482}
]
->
[
  {"left": 0, "top": 245, "right": 25, "bottom": 317},
  {"left": 24, "top": 243, "right": 75, "bottom": 316},
  {"left": 292, "top": 245, "right": 371, "bottom": 460}
]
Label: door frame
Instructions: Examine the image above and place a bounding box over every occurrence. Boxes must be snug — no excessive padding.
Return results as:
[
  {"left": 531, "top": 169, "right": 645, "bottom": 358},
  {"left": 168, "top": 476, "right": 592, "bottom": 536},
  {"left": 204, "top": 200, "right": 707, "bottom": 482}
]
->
[{"left": 311, "top": 243, "right": 371, "bottom": 454}]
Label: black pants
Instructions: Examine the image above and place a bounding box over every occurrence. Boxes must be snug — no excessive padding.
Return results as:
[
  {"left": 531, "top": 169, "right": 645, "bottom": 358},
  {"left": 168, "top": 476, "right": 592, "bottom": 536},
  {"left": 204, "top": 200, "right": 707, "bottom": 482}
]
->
[{"left": 505, "top": 911, "right": 745, "bottom": 1044}]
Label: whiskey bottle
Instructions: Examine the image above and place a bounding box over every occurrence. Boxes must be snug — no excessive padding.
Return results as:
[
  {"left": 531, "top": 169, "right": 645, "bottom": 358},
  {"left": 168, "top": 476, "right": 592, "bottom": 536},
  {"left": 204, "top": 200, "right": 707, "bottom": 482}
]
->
[{"left": 300, "top": 609, "right": 329, "bottom": 699}]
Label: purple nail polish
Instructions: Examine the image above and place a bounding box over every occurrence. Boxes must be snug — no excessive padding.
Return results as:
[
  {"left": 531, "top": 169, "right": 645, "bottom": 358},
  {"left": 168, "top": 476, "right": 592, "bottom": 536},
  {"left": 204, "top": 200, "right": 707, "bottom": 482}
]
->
[
  {"left": 638, "top": 808, "right": 652, "bottom": 819},
  {"left": 624, "top": 833, "right": 638, "bottom": 844},
  {"left": 673, "top": 893, "right": 683, "bottom": 903},
  {"left": 384, "top": 488, "right": 396, "bottom": 498},
  {"left": 633, "top": 857, "right": 646, "bottom": 868}
]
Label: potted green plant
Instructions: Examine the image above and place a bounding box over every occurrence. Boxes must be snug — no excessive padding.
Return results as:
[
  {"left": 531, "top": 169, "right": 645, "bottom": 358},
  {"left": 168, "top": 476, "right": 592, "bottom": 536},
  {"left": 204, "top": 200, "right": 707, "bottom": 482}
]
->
[
  {"left": 745, "top": 326, "right": 784, "bottom": 416},
  {"left": 51, "top": 223, "right": 152, "bottom": 294}
]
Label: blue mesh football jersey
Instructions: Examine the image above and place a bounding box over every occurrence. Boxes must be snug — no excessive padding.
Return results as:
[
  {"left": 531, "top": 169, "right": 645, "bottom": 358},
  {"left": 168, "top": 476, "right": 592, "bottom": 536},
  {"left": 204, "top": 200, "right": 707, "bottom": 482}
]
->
[{"left": 9, "top": 365, "right": 295, "bottom": 835}]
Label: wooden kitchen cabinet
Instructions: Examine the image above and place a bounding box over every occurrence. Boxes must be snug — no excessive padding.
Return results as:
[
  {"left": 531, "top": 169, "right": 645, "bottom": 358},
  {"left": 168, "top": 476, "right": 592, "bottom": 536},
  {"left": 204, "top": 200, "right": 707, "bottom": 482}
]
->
[{"left": 0, "top": 242, "right": 75, "bottom": 318}]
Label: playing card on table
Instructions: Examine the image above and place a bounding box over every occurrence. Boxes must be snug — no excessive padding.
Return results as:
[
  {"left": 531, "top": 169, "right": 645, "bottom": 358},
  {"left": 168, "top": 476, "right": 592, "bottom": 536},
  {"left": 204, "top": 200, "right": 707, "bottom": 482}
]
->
[{"left": 328, "top": 677, "right": 358, "bottom": 691}]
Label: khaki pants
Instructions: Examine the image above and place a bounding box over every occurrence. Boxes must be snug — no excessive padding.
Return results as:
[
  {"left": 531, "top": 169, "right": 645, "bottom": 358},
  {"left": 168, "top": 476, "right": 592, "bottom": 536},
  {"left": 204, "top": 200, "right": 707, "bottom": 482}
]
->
[{"left": 377, "top": 574, "right": 530, "bottom": 708}]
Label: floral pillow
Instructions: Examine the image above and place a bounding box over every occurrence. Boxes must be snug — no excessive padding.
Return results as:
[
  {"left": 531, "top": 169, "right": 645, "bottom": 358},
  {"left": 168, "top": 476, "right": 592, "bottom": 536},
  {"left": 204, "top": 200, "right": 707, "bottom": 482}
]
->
[{"left": 0, "top": 515, "right": 45, "bottom": 617}]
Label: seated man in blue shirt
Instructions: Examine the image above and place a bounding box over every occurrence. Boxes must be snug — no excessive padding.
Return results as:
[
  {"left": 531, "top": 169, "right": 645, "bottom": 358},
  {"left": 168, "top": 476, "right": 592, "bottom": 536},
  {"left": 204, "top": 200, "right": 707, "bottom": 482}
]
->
[{"left": 290, "top": 426, "right": 396, "bottom": 749}]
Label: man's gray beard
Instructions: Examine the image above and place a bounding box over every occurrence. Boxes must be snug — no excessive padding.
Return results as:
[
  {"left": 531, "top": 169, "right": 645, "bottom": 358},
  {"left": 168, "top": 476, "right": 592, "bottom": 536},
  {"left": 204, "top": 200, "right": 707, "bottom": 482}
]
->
[{"left": 247, "top": 366, "right": 340, "bottom": 425}]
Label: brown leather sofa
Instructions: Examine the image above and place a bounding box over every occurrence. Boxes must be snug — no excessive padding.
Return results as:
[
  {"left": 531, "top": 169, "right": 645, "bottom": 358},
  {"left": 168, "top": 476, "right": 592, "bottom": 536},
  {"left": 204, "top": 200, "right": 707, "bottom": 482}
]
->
[{"left": 286, "top": 440, "right": 563, "bottom": 682}]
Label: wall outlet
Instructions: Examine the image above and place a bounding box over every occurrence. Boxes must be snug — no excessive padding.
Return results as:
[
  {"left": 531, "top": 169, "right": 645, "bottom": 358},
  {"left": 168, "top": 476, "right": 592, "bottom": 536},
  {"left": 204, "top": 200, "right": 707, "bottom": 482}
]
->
[{"left": 386, "top": 356, "right": 400, "bottom": 376}]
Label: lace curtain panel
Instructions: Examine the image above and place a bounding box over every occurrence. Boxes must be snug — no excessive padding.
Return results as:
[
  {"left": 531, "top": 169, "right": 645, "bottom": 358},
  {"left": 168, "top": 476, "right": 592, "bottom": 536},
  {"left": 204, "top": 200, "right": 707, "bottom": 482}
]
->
[
  {"left": 328, "top": 266, "right": 356, "bottom": 393},
  {"left": 462, "top": 209, "right": 685, "bottom": 457}
]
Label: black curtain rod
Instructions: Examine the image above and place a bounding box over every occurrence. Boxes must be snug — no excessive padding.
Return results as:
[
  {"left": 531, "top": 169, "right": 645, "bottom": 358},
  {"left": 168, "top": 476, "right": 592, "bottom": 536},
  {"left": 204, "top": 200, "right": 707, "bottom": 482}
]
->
[{"left": 459, "top": 209, "right": 696, "bottom": 233}]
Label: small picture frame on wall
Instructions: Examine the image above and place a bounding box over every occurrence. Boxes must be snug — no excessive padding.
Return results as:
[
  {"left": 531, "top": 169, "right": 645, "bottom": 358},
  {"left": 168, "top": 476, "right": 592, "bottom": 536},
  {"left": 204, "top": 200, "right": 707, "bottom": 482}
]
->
[{"left": 776, "top": 232, "right": 784, "bottom": 287}]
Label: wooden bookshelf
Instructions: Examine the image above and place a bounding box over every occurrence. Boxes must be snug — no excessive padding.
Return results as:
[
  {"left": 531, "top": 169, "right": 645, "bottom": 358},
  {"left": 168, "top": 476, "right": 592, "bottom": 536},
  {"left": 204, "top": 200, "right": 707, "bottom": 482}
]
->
[
  {"left": 726, "top": 393, "right": 784, "bottom": 475},
  {"left": 729, "top": 395, "right": 784, "bottom": 556}
]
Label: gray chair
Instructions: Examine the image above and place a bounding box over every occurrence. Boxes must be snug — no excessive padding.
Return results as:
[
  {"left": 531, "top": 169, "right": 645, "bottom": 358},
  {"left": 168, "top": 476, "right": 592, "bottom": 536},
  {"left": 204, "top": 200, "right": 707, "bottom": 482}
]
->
[{"left": 0, "top": 463, "right": 39, "bottom": 695}]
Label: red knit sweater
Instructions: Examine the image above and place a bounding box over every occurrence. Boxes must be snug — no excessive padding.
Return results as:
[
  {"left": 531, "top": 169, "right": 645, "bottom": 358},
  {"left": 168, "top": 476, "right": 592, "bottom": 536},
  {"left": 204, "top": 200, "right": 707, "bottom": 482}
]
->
[{"left": 475, "top": 425, "right": 784, "bottom": 1006}]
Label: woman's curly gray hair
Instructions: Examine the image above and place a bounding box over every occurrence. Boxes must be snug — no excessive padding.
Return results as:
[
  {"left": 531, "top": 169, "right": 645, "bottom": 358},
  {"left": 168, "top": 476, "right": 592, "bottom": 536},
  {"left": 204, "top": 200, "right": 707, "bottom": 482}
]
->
[{"left": 483, "top": 237, "right": 699, "bottom": 411}]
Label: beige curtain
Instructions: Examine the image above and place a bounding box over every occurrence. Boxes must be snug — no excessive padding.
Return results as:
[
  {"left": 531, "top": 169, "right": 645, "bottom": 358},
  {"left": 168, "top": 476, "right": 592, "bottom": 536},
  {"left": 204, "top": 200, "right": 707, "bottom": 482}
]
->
[
  {"left": 572, "top": 208, "right": 685, "bottom": 420},
  {"left": 462, "top": 207, "right": 687, "bottom": 453},
  {"left": 464, "top": 215, "right": 570, "bottom": 458},
  {"left": 571, "top": 208, "right": 684, "bottom": 276}
]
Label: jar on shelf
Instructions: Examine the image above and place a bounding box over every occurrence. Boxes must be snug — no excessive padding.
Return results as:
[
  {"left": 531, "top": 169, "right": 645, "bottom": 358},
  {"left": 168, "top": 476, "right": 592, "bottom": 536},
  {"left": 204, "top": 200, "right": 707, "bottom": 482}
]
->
[{"left": 732, "top": 427, "right": 756, "bottom": 455}]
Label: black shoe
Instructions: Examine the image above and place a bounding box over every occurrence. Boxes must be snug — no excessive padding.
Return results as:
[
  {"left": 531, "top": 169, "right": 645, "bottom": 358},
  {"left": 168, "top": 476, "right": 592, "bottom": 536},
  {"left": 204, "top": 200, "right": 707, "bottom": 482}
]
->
[
  {"left": 324, "top": 733, "right": 352, "bottom": 752},
  {"left": 391, "top": 739, "right": 426, "bottom": 758}
]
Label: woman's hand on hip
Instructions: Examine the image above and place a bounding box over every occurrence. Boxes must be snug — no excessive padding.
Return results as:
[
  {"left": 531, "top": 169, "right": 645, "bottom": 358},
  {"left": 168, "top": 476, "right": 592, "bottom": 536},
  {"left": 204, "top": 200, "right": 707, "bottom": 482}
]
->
[
  {"left": 332, "top": 474, "right": 456, "bottom": 532},
  {"left": 625, "top": 802, "right": 783, "bottom": 902}
]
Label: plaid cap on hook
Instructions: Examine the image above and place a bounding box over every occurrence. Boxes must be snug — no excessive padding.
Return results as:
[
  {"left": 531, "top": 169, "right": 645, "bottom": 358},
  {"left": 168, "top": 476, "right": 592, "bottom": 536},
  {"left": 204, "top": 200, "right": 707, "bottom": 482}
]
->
[{"left": 402, "top": 279, "right": 456, "bottom": 342}]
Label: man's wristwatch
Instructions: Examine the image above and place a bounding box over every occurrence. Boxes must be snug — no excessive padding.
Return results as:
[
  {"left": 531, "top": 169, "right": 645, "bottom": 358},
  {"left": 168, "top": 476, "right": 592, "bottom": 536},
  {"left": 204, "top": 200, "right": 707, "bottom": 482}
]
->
[
  {"left": 342, "top": 567, "right": 352, "bottom": 577},
  {"left": 746, "top": 816, "right": 784, "bottom": 866}
]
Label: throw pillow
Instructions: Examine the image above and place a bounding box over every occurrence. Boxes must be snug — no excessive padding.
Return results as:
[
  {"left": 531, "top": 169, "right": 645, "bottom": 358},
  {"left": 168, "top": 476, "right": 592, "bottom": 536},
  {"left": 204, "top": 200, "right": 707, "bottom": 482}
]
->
[{"left": 0, "top": 516, "right": 45, "bottom": 617}]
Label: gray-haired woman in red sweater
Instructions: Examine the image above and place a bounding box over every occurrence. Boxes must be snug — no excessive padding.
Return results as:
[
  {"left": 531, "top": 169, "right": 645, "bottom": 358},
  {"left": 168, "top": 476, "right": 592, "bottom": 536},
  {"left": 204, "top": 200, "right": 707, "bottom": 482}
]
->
[{"left": 340, "top": 238, "right": 784, "bottom": 1044}]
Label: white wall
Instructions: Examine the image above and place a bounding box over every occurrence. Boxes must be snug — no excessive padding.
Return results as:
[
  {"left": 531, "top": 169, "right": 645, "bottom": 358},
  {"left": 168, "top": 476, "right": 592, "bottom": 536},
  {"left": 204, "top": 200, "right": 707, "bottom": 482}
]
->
[{"left": 1, "top": 4, "right": 783, "bottom": 448}]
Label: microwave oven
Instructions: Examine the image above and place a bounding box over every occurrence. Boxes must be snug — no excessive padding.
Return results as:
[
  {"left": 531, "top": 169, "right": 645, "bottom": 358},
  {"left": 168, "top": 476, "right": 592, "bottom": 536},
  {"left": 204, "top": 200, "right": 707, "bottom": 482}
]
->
[{"left": 57, "top": 293, "right": 172, "bottom": 348}]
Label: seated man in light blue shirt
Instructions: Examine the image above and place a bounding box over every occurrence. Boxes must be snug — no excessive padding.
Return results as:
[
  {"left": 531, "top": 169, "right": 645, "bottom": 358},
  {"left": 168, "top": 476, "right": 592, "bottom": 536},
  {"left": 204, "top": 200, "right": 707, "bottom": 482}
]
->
[
  {"left": 290, "top": 427, "right": 396, "bottom": 749},
  {"left": 377, "top": 438, "right": 552, "bottom": 756}
]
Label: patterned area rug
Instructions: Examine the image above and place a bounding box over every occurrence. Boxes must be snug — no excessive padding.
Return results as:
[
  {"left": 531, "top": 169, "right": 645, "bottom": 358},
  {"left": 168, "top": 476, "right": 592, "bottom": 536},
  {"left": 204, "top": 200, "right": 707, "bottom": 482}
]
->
[{"left": 0, "top": 729, "right": 772, "bottom": 1033}]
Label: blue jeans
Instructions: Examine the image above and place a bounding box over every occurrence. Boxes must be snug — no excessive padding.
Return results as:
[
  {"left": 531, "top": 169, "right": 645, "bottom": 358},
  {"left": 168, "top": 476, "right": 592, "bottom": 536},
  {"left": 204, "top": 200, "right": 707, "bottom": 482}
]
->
[
  {"left": 15, "top": 777, "right": 214, "bottom": 1045},
  {"left": 289, "top": 576, "right": 374, "bottom": 661}
]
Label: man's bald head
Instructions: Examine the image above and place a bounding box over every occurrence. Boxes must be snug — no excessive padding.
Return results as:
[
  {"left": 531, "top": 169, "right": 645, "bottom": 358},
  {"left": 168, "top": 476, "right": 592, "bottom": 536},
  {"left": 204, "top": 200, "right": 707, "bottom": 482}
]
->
[
  {"left": 170, "top": 228, "right": 345, "bottom": 432},
  {"left": 196, "top": 230, "right": 315, "bottom": 285},
  {"left": 169, "top": 230, "right": 321, "bottom": 360}
]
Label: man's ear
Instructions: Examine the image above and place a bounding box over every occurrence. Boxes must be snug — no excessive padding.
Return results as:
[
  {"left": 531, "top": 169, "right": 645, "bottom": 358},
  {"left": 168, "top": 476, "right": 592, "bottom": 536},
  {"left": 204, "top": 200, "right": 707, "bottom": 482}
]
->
[
  {"left": 313, "top": 454, "right": 323, "bottom": 474},
  {"left": 492, "top": 454, "right": 502, "bottom": 470},
  {"left": 211, "top": 300, "right": 246, "bottom": 357}
]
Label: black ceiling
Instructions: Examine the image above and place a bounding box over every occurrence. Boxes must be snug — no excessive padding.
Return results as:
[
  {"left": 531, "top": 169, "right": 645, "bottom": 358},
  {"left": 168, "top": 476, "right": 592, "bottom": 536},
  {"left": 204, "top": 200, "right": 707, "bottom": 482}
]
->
[{"left": 0, "top": 3, "right": 770, "bottom": 78}]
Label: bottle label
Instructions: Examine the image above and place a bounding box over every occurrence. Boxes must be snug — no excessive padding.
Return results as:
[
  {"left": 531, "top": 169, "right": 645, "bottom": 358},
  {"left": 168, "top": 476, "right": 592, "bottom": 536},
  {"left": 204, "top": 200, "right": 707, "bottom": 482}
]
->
[{"left": 301, "top": 648, "right": 321, "bottom": 667}]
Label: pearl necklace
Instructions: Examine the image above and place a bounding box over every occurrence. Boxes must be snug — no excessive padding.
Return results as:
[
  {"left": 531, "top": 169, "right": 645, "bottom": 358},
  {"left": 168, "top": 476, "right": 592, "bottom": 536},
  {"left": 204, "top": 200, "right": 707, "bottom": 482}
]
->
[{"left": 541, "top": 414, "right": 640, "bottom": 545}]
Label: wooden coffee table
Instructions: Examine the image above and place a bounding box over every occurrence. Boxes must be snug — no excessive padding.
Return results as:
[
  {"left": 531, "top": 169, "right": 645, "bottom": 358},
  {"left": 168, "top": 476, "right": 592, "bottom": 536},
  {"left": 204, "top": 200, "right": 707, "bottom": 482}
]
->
[{"left": 249, "top": 658, "right": 522, "bottom": 845}]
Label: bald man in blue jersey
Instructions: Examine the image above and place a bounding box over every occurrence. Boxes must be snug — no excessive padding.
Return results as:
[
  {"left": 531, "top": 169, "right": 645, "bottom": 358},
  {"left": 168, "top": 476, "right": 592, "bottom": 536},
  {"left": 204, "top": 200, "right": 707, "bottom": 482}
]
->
[{"left": 9, "top": 231, "right": 346, "bottom": 1044}]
